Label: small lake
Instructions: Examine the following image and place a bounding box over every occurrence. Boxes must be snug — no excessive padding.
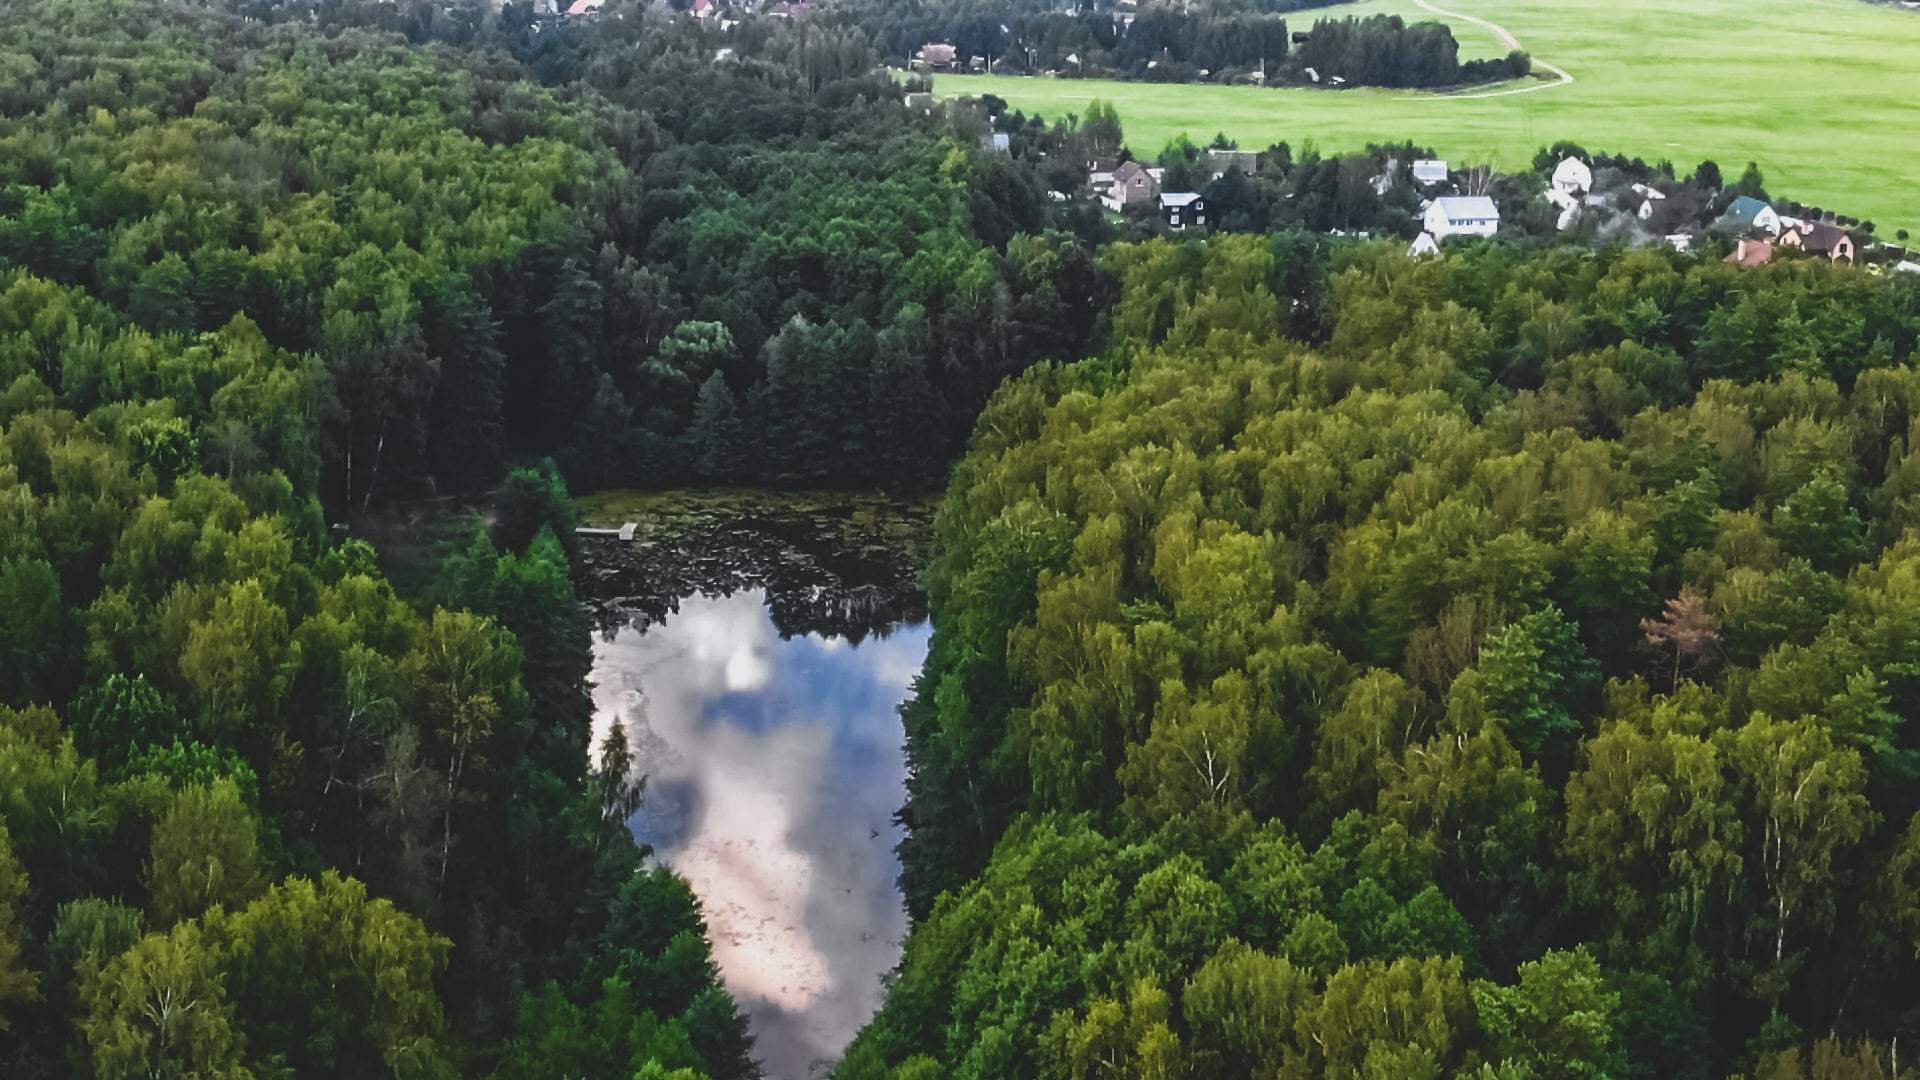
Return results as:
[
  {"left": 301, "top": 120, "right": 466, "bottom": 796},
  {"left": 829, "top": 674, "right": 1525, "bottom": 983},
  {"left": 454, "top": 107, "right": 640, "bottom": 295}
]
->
[
  {"left": 576, "top": 490, "right": 934, "bottom": 1077},
  {"left": 588, "top": 585, "right": 930, "bottom": 1078}
]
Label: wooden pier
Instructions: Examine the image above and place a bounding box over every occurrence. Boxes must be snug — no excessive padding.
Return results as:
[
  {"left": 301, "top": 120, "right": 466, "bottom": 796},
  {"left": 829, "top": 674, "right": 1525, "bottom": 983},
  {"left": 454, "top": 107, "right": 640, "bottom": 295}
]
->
[{"left": 576, "top": 522, "right": 639, "bottom": 543}]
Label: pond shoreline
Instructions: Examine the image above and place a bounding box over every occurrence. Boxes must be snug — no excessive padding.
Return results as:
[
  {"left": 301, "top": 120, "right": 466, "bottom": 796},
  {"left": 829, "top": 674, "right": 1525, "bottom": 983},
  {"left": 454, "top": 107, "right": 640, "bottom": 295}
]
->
[{"left": 572, "top": 488, "right": 937, "bottom": 642}]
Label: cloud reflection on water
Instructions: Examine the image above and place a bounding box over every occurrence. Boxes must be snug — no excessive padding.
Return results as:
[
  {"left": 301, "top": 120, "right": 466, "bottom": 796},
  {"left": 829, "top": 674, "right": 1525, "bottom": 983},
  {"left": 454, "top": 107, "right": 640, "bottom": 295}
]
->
[{"left": 589, "top": 589, "right": 929, "bottom": 1079}]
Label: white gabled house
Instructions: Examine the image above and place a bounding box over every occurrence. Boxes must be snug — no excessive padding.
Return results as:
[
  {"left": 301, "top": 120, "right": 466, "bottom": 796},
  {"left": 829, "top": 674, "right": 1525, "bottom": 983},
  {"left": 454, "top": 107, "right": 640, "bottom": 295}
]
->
[
  {"left": 1544, "top": 187, "right": 1581, "bottom": 232},
  {"left": 1633, "top": 183, "right": 1667, "bottom": 220},
  {"left": 1424, "top": 196, "right": 1499, "bottom": 239},
  {"left": 1407, "top": 231, "right": 1440, "bottom": 258},
  {"left": 1551, "top": 156, "right": 1592, "bottom": 195}
]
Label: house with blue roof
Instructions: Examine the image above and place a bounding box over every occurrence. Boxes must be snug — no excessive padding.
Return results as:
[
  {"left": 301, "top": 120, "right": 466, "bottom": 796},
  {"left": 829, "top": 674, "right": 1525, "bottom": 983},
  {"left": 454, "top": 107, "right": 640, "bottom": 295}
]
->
[{"left": 1715, "top": 196, "right": 1781, "bottom": 236}]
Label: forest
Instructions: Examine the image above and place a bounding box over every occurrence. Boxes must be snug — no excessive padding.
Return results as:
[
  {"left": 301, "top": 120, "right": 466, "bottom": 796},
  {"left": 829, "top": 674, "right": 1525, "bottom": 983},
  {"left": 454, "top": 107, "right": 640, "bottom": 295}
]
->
[
  {"left": 0, "top": 0, "right": 1109, "bottom": 499},
  {"left": 851, "top": 237, "right": 1920, "bottom": 1076},
  {"left": 5, "top": 0, "right": 1920, "bottom": 1077},
  {"left": 0, "top": 0, "right": 1065, "bottom": 1073}
]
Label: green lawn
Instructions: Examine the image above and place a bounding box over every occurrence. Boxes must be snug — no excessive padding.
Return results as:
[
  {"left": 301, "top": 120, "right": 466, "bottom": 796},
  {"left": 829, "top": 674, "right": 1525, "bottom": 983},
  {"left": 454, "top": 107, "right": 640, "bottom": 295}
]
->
[{"left": 935, "top": 0, "right": 1920, "bottom": 234}]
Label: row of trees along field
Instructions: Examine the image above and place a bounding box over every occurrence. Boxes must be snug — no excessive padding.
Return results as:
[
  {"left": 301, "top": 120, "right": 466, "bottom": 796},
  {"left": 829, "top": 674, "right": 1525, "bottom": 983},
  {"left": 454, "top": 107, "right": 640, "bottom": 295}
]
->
[
  {"left": 847, "top": 235, "right": 1920, "bottom": 1077},
  {"left": 860, "top": 0, "right": 1529, "bottom": 88},
  {"left": 0, "top": 0, "right": 1115, "bottom": 1072}
]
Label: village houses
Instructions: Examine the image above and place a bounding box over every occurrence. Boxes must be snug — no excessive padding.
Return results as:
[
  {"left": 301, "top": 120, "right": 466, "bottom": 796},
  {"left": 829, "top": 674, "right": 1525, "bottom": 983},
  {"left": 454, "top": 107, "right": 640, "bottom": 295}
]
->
[
  {"left": 1411, "top": 159, "right": 1449, "bottom": 187},
  {"left": 912, "top": 43, "right": 959, "bottom": 72},
  {"left": 1632, "top": 183, "right": 1667, "bottom": 221},
  {"left": 1551, "top": 157, "right": 1593, "bottom": 196},
  {"left": 1424, "top": 196, "right": 1500, "bottom": 239},
  {"left": 1779, "top": 220, "right": 1856, "bottom": 263},
  {"left": 1717, "top": 196, "right": 1782, "bottom": 236},
  {"left": 1159, "top": 192, "right": 1207, "bottom": 231},
  {"left": 1101, "top": 160, "right": 1161, "bottom": 212},
  {"left": 1205, "top": 149, "right": 1259, "bottom": 180},
  {"left": 1726, "top": 238, "right": 1775, "bottom": 268}
]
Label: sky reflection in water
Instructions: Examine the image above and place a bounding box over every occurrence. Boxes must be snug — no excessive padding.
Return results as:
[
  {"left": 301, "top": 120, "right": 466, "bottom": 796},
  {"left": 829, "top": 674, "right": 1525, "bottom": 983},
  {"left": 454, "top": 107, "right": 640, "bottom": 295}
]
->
[{"left": 589, "top": 589, "right": 929, "bottom": 1079}]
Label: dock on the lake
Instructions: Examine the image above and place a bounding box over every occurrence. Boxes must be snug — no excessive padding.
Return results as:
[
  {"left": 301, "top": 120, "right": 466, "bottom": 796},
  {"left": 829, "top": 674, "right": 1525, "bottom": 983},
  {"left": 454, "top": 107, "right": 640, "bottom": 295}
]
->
[{"left": 576, "top": 522, "right": 638, "bottom": 543}]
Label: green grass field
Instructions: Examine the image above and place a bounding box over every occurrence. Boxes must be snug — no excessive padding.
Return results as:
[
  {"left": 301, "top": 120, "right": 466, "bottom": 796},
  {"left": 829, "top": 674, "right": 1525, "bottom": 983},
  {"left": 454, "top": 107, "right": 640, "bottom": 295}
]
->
[{"left": 935, "top": 0, "right": 1920, "bottom": 233}]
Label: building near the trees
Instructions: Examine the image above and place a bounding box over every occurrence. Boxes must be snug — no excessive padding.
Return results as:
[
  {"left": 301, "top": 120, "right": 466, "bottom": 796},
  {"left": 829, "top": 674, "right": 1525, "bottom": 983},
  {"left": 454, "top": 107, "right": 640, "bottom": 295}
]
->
[
  {"left": 1424, "top": 196, "right": 1500, "bottom": 238},
  {"left": 1102, "top": 160, "right": 1160, "bottom": 212},
  {"left": 1779, "top": 221, "right": 1856, "bottom": 263},
  {"left": 1159, "top": 192, "right": 1208, "bottom": 230}
]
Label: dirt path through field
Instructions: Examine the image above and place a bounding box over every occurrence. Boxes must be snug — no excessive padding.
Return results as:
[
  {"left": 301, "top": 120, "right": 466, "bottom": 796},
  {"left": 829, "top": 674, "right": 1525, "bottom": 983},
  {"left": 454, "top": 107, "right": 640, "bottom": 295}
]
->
[{"left": 1406, "top": 0, "right": 1575, "bottom": 98}]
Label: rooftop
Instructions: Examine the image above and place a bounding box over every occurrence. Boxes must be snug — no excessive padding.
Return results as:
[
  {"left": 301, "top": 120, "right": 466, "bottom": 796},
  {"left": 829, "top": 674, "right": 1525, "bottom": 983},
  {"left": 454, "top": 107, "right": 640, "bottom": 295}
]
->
[{"left": 1431, "top": 196, "right": 1499, "bottom": 220}]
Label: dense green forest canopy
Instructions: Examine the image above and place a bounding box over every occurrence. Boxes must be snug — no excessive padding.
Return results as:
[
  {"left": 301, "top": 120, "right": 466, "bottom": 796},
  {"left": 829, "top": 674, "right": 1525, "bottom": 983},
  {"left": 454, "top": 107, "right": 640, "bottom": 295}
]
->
[
  {"left": 0, "top": 0, "right": 1109, "bottom": 499},
  {"left": 9, "top": 0, "right": 1920, "bottom": 1077},
  {"left": 850, "top": 236, "right": 1920, "bottom": 1077},
  {"left": 0, "top": 0, "right": 1032, "bottom": 1073}
]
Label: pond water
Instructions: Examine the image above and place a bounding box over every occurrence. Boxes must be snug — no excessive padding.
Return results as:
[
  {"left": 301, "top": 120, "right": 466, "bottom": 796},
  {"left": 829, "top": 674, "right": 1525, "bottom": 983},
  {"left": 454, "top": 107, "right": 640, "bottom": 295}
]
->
[{"left": 588, "top": 588, "right": 930, "bottom": 1079}]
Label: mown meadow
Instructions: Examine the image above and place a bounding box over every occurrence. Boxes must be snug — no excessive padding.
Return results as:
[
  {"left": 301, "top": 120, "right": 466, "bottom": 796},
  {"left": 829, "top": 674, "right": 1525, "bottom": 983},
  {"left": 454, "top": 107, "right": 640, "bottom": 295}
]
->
[{"left": 933, "top": 0, "right": 1920, "bottom": 233}]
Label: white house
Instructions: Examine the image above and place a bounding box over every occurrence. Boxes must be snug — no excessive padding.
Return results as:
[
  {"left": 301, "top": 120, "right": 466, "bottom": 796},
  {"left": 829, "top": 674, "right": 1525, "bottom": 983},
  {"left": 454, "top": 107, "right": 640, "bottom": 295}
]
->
[
  {"left": 1411, "top": 159, "right": 1449, "bottom": 185},
  {"left": 1407, "top": 231, "right": 1440, "bottom": 258},
  {"left": 1424, "top": 196, "right": 1500, "bottom": 239},
  {"left": 1665, "top": 233, "right": 1693, "bottom": 253},
  {"left": 1633, "top": 184, "right": 1667, "bottom": 220},
  {"left": 1545, "top": 186, "right": 1586, "bottom": 231},
  {"left": 1551, "top": 156, "right": 1592, "bottom": 195}
]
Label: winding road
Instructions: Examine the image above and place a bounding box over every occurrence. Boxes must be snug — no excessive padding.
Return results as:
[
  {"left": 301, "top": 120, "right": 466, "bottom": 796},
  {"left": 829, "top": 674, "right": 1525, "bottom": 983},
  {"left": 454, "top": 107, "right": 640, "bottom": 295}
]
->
[{"left": 1406, "top": 0, "right": 1575, "bottom": 99}]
